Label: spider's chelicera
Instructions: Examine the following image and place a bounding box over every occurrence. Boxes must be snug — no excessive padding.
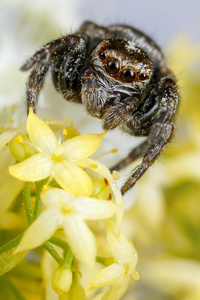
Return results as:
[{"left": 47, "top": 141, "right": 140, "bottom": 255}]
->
[{"left": 21, "top": 21, "right": 179, "bottom": 195}]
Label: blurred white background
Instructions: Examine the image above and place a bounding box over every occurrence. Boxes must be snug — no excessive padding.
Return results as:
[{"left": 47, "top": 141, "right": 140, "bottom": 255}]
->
[{"left": 1, "top": 0, "right": 199, "bottom": 108}]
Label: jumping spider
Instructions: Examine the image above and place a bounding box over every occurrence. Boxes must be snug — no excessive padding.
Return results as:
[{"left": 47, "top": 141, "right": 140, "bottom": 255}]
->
[{"left": 21, "top": 21, "right": 179, "bottom": 195}]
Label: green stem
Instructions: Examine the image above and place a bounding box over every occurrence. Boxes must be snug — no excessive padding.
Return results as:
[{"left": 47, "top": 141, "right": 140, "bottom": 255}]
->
[
  {"left": 63, "top": 248, "right": 73, "bottom": 268},
  {"left": 49, "top": 236, "right": 70, "bottom": 250},
  {"left": 23, "top": 182, "right": 34, "bottom": 224},
  {"left": 43, "top": 242, "right": 64, "bottom": 265},
  {"left": 0, "top": 234, "right": 23, "bottom": 254}
]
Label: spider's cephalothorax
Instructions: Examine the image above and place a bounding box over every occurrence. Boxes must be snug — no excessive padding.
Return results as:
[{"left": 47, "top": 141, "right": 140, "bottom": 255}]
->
[{"left": 21, "top": 21, "right": 179, "bottom": 195}]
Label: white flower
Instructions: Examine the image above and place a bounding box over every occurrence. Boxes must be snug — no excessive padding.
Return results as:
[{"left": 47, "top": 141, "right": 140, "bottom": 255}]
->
[
  {"left": 87, "top": 221, "right": 139, "bottom": 299},
  {"left": 15, "top": 188, "right": 119, "bottom": 264}
]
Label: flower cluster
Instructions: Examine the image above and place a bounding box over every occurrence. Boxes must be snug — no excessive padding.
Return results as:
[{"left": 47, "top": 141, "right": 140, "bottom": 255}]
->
[{"left": 0, "top": 108, "right": 138, "bottom": 299}]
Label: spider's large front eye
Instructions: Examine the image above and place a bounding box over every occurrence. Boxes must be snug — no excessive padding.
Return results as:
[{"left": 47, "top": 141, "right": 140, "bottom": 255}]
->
[
  {"left": 105, "top": 60, "right": 120, "bottom": 75},
  {"left": 120, "top": 68, "right": 136, "bottom": 83}
]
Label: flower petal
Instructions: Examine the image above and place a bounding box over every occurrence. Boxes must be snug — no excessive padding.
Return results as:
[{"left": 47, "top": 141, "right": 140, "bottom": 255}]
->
[
  {"left": 9, "top": 153, "right": 53, "bottom": 181},
  {"left": 0, "top": 176, "right": 24, "bottom": 211},
  {"left": 63, "top": 215, "right": 96, "bottom": 264},
  {"left": 60, "top": 132, "right": 106, "bottom": 160},
  {"left": 101, "top": 280, "right": 130, "bottom": 300},
  {"left": 41, "top": 187, "right": 74, "bottom": 207},
  {"left": 27, "top": 109, "right": 58, "bottom": 152},
  {"left": 74, "top": 197, "right": 119, "bottom": 220},
  {"left": 80, "top": 158, "right": 124, "bottom": 225},
  {"left": 45, "top": 117, "right": 69, "bottom": 131},
  {"left": 15, "top": 209, "right": 61, "bottom": 253},
  {"left": 54, "top": 161, "right": 92, "bottom": 196},
  {"left": 107, "top": 221, "right": 138, "bottom": 268},
  {"left": 0, "top": 131, "right": 15, "bottom": 149},
  {"left": 87, "top": 263, "right": 125, "bottom": 290}
]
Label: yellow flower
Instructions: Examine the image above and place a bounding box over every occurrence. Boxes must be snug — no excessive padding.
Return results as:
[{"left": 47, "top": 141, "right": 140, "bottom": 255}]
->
[
  {"left": 15, "top": 188, "right": 119, "bottom": 264},
  {"left": 0, "top": 109, "right": 69, "bottom": 152},
  {"left": 0, "top": 148, "right": 25, "bottom": 229},
  {"left": 9, "top": 109, "right": 106, "bottom": 196},
  {"left": 87, "top": 221, "right": 139, "bottom": 300}
]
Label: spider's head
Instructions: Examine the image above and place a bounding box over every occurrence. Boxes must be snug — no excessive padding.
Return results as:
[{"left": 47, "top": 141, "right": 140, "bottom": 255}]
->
[
  {"left": 81, "top": 38, "right": 153, "bottom": 124},
  {"left": 94, "top": 38, "right": 153, "bottom": 90}
]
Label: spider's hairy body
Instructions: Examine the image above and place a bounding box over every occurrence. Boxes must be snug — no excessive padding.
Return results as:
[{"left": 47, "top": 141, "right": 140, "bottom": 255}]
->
[{"left": 22, "top": 21, "right": 179, "bottom": 195}]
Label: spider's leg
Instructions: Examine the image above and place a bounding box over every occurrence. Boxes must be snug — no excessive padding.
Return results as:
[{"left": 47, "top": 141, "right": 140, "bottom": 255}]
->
[
  {"left": 26, "top": 63, "right": 49, "bottom": 113},
  {"left": 119, "top": 76, "right": 178, "bottom": 195},
  {"left": 110, "top": 139, "right": 149, "bottom": 172},
  {"left": 148, "top": 77, "right": 179, "bottom": 144},
  {"left": 21, "top": 34, "right": 87, "bottom": 113},
  {"left": 121, "top": 121, "right": 175, "bottom": 195}
]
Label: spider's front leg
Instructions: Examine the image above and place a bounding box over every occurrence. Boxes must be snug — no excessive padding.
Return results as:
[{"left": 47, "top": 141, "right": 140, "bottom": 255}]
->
[
  {"left": 115, "top": 76, "right": 178, "bottom": 195},
  {"left": 121, "top": 120, "right": 175, "bottom": 195},
  {"left": 21, "top": 34, "right": 87, "bottom": 113}
]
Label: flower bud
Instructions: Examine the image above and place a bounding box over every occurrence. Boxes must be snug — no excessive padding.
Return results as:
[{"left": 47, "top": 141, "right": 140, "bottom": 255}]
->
[
  {"left": 51, "top": 266, "right": 72, "bottom": 294},
  {"left": 9, "top": 135, "right": 36, "bottom": 161}
]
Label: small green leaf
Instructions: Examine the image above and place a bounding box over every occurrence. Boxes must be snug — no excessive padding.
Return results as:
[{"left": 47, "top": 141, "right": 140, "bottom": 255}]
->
[{"left": 0, "top": 247, "right": 28, "bottom": 276}]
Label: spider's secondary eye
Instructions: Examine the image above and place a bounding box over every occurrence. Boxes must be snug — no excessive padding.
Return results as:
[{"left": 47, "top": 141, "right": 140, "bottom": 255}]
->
[
  {"left": 99, "top": 51, "right": 107, "bottom": 60},
  {"left": 120, "top": 68, "right": 136, "bottom": 83},
  {"left": 105, "top": 60, "right": 120, "bottom": 75},
  {"left": 139, "top": 72, "right": 148, "bottom": 81}
]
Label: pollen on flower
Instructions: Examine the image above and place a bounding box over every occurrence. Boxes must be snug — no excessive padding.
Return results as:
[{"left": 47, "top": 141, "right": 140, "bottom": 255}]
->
[{"left": 14, "top": 136, "right": 23, "bottom": 143}]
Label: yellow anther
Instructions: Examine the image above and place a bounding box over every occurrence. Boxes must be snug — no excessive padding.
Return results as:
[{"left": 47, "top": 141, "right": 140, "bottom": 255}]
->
[
  {"left": 8, "top": 118, "right": 14, "bottom": 124},
  {"left": 111, "top": 148, "right": 118, "bottom": 153},
  {"left": 90, "top": 163, "right": 98, "bottom": 169},
  {"left": 14, "top": 136, "right": 22, "bottom": 143},
  {"left": 62, "top": 128, "right": 68, "bottom": 136},
  {"left": 42, "top": 185, "right": 48, "bottom": 193},
  {"left": 133, "top": 271, "right": 140, "bottom": 280},
  {"left": 112, "top": 170, "right": 120, "bottom": 180}
]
